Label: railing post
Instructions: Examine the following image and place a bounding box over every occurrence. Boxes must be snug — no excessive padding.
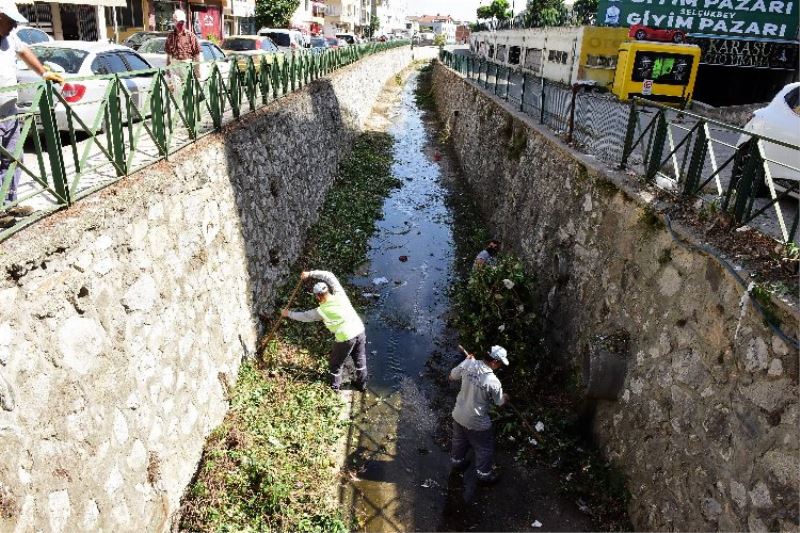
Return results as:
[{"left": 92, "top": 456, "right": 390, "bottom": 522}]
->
[
  {"left": 260, "top": 57, "right": 269, "bottom": 104},
  {"left": 505, "top": 66, "right": 511, "bottom": 100},
  {"left": 645, "top": 110, "right": 667, "bottom": 181},
  {"left": 38, "top": 81, "right": 70, "bottom": 204},
  {"left": 540, "top": 81, "right": 546, "bottom": 124},
  {"left": 494, "top": 65, "right": 499, "bottom": 96},
  {"left": 230, "top": 62, "right": 241, "bottom": 118},
  {"left": 730, "top": 139, "right": 762, "bottom": 223},
  {"left": 151, "top": 72, "right": 169, "bottom": 151},
  {"left": 620, "top": 99, "right": 638, "bottom": 168},
  {"left": 107, "top": 77, "right": 127, "bottom": 176},
  {"left": 519, "top": 72, "right": 526, "bottom": 112},
  {"left": 683, "top": 124, "right": 707, "bottom": 195}
]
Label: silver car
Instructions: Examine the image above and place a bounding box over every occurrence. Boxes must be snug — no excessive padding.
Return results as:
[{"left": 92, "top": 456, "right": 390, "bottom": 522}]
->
[
  {"left": 137, "top": 37, "right": 231, "bottom": 81},
  {"left": 17, "top": 41, "right": 155, "bottom": 132}
]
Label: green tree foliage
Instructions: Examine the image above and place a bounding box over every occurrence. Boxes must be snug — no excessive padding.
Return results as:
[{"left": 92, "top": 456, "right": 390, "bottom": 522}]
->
[
  {"left": 476, "top": 0, "right": 512, "bottom": 21},
  {"left": 572, "top": 0, "right": 598, "bottom": 24},
  {"left": 434, "top": 33, "right": 446, "bottom": 46},
  {"left": 369, "top": 15, "right": 380, "bottom": 37},
  {"left": 255, "top": 0, "right": 300, "bottom": 28},
  {"left": 522, "top": 0, "right": 567, "bottom": 27}
]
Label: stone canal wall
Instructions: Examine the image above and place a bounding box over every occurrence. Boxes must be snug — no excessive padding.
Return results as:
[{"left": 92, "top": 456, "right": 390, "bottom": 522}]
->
[
  {"left": 431, "top": 62, "right": 799, "bottom": 531},
  {"left": 0, "top": 47, "right": 415, "bottom": 532}
]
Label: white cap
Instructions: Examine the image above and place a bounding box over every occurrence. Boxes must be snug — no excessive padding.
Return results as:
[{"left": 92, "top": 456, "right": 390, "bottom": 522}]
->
[
  {"left": 173, "top": 9, "right": 186, "bottom": 22},
  {"left": 489, "top": 345, "right": 509, "bottom": 366},
  {"left": 0, "top": 0, "right": 28, "bottom": 24},
  {"left": 312, "top": 282, "right": 329, "bottom": 295}
]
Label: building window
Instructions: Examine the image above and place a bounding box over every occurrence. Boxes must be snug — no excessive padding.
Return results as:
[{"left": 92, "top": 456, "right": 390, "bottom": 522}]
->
[
  {"left": 509, "top": 46, "right": 521, "bottom": 65},
  {"left": 548, "top": 50, "right": 568, "bottom": 64},
  {"left": 496, "top": 45, "right": 507, "bottom": 62},
  {"left": 18, "top": 2, "right": 53, "bottom": 34},
  {"left": 524, "top": 47, "right": 542, "bottom": 71},
  {"left": 488, "top": 44, "right": 495, "bottom": 59},
  {"left": 106, "top": 1, "right": 143, "bottom": 30}
]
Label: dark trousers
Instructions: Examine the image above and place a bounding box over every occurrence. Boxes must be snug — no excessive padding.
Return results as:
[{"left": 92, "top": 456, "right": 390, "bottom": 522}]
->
[
  {"left": 451, "top": 419, "right": 495, "bottom": 477},
  {"left": 329, "top": 332, "right": 367, "bottom": 390},
  {"left": 1, "top": 118, "right": 21, "bottom": 204}
]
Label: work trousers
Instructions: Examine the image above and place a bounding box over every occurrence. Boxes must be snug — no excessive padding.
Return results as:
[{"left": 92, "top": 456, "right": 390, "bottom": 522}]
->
[
  {"left": 451, "top": 419, "right": 495, "bottom": 478},
  {"left": 329, "top": 332, "right": 367, "bottom": 390},
  {"left": 0, "top": 117, "right": 22, "bottom": 204}
]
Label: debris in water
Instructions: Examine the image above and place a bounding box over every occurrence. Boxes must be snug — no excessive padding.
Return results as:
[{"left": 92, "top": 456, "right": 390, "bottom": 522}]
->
[
  {"left": 373, "top": 277, "right": 390, "bottom": 286},
  {"left": 577, "top": 498, "right": 591, "bottom": 514},
  {"left": 421, "top": 478, "right": 438, "bottom": 488},
  {"left": 371, "top": 350, "right": 378, "bottom": 355},
  {"left": 532, "top": 520, "right": 543, "bottom": 528},
  {"left": 399, "top": 255, "right": 409, "bottom": 262},
  {"left": 362, "top": 292, "right": 380, "bottom": 299},
  {"left": 502, "top": 279, "right": 515, "bottom": 289},
  {"left": 535, "top": 421, "right": 545, "bottom": 433},
  {"left": 528, "top": 437, "right": 538, "bottom": 446},
  {"left": 498, "top": 324, "right": 506, "bottom": 332}
]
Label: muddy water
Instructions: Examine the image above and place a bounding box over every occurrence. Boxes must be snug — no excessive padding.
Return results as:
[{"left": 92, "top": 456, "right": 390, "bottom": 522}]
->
[{"left": 338, "top": 70, "right": 593, "bottom": 533}]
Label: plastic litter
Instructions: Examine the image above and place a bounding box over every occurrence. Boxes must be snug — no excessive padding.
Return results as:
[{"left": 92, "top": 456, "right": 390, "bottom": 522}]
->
[
  {"left": 502, "top": 279, "right": 515, "bottom": 289},
  {"left": 498, "top": 324, "right": 506, "bottom": 332},
  {"left": 528, "top": 437, "right": 538, "bottom": 446},
  {"left": 535, "top": 421, "right": 545, "bottom": 432},
  {"left": 372, "top": 277, "right": 390, "bottom": 286},
  {"left": 362, "top": 293, "right": 380, "bottom": 299},
  {"left": 532, "top": 520, "right": 542, "bottom": 528},
  {"left": 399, "top": 255, "right": 409, "bottom": 262}
]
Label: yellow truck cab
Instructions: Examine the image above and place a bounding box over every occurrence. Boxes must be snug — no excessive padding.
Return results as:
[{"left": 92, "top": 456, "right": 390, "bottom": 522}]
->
[{"left": 612, "top": 41, "right": 701, "bottom": 106}]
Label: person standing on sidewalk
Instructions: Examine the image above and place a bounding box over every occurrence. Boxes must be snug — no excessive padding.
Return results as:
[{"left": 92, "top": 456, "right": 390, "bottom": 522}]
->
[
  {"left": 281, "top": 270, "right": 368, "bottom": 392},
  {"left": 0, "top": 0, "right": 63, "bottom": 228},
  {"left": 449, "top": 345, "right": 510, "bottom": 484},
  {"left": 164, "top": 9, "right": 201, "bottom": 102}
]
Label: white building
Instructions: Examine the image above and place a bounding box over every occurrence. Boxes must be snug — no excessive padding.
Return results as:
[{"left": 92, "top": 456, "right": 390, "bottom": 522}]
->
[
  {"left": 290, "top": 0, "right": 325, "bottom": 35},
  {"left": 432, "top": 16, "right": 456, "bottom": 43},
  {"left": 373, "top": 0, "right": 407, "bottom": 34},
  {"left": 324, "top": 0, "right": 362, "bottom": 34}
]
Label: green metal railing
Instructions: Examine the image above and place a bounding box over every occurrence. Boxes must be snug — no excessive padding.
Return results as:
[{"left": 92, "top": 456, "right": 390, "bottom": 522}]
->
[
  {"left": 439, "top": 49, "right": 799, "bottom": 244},
  {"left": 0, "top": 40, "right": 410, "bottom": 241}
]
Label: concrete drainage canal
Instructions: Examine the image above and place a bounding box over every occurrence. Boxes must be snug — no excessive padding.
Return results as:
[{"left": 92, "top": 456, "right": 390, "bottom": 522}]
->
[{"left": 179, "top": 63, "right": 630, "bottom": 532}]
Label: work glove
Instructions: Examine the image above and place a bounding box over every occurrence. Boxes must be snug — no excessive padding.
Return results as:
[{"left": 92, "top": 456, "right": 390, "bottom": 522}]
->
[{"left": 42, "top": 71, "right": 65, "bottom": 84}]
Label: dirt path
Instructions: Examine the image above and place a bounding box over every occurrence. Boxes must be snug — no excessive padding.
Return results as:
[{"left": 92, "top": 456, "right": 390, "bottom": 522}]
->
[{"left": 336, "top": 67, "right": 595, "bottom": 533}]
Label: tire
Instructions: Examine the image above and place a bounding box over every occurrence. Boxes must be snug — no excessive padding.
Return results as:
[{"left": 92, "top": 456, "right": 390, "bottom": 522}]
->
[
  {"left": 672, "top": 33, "right": 684, "bottom": 43},
  {"left": 635, "top": 30, "right": 647, "bottom": 40}
]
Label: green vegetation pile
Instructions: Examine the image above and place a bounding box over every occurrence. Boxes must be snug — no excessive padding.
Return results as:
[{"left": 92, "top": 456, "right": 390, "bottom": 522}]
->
[{"left": 179, "top": 133, "right": 399, "bottom": 532}]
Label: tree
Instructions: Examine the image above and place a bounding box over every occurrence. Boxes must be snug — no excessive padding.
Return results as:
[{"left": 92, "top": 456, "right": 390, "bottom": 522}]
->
[
  {"left": 476, "top": 0, "right": 512, "bottom": 21},
  {"left": 572, "top": 0, "right": 598, "bottom": 24},
  {"left": 255, "top": 0, "right": 299, "bottom": 28},
  {"left": 521, "top": 0, "right": 567, "bottom": 27},
  {"left": 369, "top": 15, "right": 380, "bottom": 37}
]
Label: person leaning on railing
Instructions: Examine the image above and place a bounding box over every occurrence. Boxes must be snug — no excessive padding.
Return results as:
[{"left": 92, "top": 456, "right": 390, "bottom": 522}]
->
[
  {"left": 0, "top": 0, "right": 63, "bottom": 229},
  {"left": 164, "top": 9, "right": 201, "bottom": 98}
]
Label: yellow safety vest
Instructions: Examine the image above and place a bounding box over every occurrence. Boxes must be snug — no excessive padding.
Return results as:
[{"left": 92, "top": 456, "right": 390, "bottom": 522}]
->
[{"left": 317, "top": 293, "right": 364, "bottom": 342}]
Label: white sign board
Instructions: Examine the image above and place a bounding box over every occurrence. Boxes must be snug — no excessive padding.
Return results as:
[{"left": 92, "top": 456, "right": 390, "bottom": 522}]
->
[{"left": 642, "top": 79, "right": 653, "bottom": 96}]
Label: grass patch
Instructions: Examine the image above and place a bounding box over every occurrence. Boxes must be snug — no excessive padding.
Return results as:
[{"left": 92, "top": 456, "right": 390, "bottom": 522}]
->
[
  {"left": 414, "top": 62, "right": 436, "bottom": 111},
  {"left": 179, "top": 132, "right": 400, "bottom": 532}
]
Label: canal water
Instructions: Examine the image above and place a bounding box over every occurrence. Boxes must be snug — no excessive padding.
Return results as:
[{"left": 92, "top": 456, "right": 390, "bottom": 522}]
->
[{"left": 338, "top": 68, "right": 593, "bottom": 532}]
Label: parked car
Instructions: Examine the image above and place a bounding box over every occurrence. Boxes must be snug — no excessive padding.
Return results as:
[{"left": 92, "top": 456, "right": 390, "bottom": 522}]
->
[
  {"left": 335, "top": 32, "right": 359, "bottom": 45},
  {"left": 257, "top": 28, "right": 306, "bottom": 52},
  {"left": 734, "top": 82, "right": 800, "bottom": 196},
  {"left": 16, "top": 41, "right": 155, "bottom": 131},
  {"left": 137, "top": 37, "right": 231, "bottom": 80},
  {"left": 220, "top": 35, "right": 282, "bottom": 70},
  {"left": 309, "top": 36, "right": 330, "bottom": 55},
  {"left": 629, "top": 24, "right": 685, "bottom": 43},
  {"left": 325, "top": 36, "right": 347, "bottom": 49},
  {"left": 123, "top": 31, "right": 170, "bottom": 51},
  {"left": 16, "top": 26, "right": 52, "bottom": 45}
]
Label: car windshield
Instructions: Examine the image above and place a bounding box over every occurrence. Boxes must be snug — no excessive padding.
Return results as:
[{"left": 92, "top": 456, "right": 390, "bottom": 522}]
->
[
  {"left": 222, "top": 38, "right": 257, "bottom": 51},
  {"left": 264, "top": 32, "right": 291, "bottom": 47},
  {"left": 138, "top": 39, "right": 166, "bottom": 54},
  {"left": 29, "top": 46, "right": 88, "bottom": 74},
  {"left": 310, "top": 38, "right": 326, "bottom": 47}
]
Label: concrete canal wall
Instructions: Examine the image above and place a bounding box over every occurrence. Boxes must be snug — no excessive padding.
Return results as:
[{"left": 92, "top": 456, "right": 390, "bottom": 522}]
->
[
  {"left": 431, "top": 62, "right": 799, "bottom": 531},
  {"left": 0, "top": 47, "right": 416, "bottom": 532}
]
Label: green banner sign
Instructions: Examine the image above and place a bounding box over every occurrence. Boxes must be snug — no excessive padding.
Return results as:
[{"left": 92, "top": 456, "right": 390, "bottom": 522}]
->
[{"left": 597, "top": 0, "right": 798, "bottom": 40}]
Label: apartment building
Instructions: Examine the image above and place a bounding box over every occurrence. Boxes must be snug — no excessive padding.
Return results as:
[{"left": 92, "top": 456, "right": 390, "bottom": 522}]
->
[
  {"left": 373, "top": 0, "right": 407, "bottom": 34},
  {"left": 323, "top": 0, "right": 362, "bottom": 34},
  {"left": 290, "top": 0, "right": 325, "bottom": 35}
]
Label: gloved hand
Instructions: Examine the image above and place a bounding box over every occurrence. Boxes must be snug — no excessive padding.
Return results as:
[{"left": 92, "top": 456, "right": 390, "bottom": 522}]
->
[{"left": 42, "top": 71, "right": 65, "bottom": 84}]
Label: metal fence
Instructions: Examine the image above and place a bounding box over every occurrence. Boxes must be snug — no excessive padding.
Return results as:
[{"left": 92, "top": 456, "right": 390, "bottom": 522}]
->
[
  {"left": 440, "top": 50, "right": 799, "bottom": 244},
  {"left": 0, "top": 41, "right": 410, "bottom": 241}
]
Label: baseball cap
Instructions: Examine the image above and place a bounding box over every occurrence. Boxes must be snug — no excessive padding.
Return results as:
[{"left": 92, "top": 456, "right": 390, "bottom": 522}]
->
[
  {"left": 0, "top": 0, "right": 28, "bottom": 24},
  {"left": 489, "top": 345, "right": 509, "bottom": 366},
  {"left": 312, "top": 282, "right": 329, "bottom": 295},
  {"left": 173, "top": 9, "right": 187, "bottom": 22}
]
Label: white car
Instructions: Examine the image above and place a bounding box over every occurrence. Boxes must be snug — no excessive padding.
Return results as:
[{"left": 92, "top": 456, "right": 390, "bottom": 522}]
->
[
  {"left": 137, "top": 37, "right": 231, "bottom": 81},
  {"left": 17, "top": 41, "right": 155, "bottom": 132},
  {"left": 738, "top": 82, "right": 800, "bottom": 186},
  {"left": 335, "top": 32, "right": 359, "bottom": 45},
  {"left": 257, "top": 28, "right": 306, "bottom": 52}
]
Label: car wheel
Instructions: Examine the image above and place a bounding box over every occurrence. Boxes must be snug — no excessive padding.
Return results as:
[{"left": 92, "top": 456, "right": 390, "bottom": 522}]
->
[
  {"left": 672, "top": 33, "right": 684, "bottom": 43},
  {"left": 635, "top": 30, "right": 647, "bottom": 40}
]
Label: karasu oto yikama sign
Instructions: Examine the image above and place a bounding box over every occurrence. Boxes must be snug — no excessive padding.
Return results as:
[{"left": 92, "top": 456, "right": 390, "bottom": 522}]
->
[{"left": 598, "top": 0, "right": 798, "bottom": 39}]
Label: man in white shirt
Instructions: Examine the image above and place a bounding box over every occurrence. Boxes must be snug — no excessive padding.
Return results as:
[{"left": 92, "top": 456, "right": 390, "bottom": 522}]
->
[
  {"left": 0, "top": 0, "right": 63, "bottom": 228},
  {"left": 449, "top": 345, "right": 510, "bottom": 484}
]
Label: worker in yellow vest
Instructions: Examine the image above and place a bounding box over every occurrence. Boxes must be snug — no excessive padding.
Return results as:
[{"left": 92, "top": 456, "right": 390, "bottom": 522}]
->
[{"left": 282, "top": 270, "right": 368, "bottom": 392}]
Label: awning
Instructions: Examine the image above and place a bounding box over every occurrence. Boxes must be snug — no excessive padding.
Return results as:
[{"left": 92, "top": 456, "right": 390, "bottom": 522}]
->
[{"left": 17, "top": 0, "right": 128, "bottom": 6}]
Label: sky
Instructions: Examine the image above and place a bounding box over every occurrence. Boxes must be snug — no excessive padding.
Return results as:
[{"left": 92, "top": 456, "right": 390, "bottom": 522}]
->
[{"left": 406, "top": 0, "right": 527, "bottom": 22}]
